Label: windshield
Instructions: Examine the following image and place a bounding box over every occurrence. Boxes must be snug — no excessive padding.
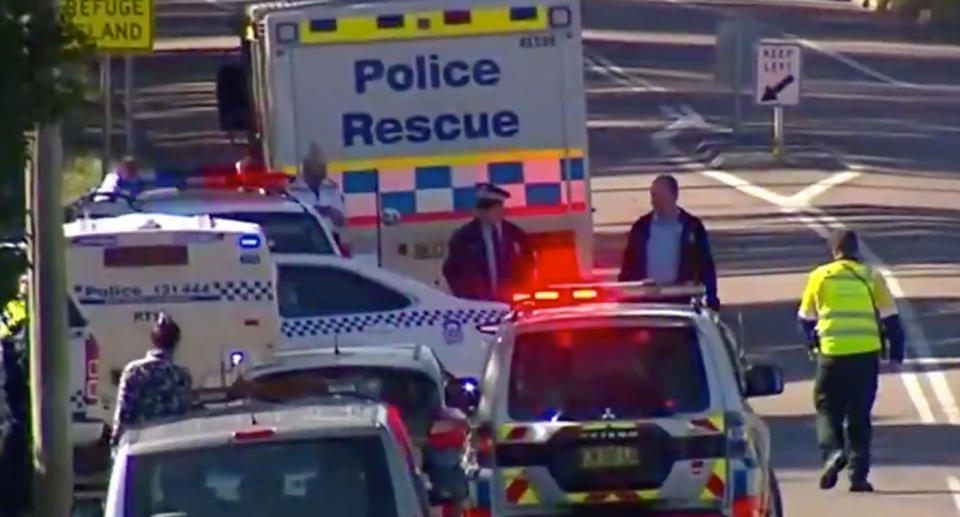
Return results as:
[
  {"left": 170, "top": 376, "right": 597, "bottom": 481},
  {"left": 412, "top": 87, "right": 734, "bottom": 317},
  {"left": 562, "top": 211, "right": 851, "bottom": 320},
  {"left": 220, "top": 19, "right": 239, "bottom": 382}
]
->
[
  {"left": 508, "top": 325, "right": 709, "bottom": 421},
  {"left": 122, "top": 436, "right": 397, "bottom": 517},
  {"left": 212, "top": 212, "right": 335, "bottom": 255},
  {"left": 248, "top": 367, "right": 441, "bottom": 441}
]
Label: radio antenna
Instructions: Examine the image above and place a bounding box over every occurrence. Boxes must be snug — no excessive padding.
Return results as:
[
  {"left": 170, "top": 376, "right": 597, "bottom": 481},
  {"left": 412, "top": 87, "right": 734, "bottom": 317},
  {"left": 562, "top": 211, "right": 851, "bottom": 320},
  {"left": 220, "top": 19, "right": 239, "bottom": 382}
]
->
[{"left": 334, "top": 333, "right": 340, "bottom": 355}]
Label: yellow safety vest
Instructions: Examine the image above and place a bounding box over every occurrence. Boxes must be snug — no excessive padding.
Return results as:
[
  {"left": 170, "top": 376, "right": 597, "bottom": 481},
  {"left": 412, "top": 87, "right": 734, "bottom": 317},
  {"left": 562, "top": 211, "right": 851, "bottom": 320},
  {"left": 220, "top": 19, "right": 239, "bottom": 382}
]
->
[
  {"left": 803, "top": 260, "right": 882, "bottom": 356},
  {"left": 0, "top": 299, "right": 27, "bottom": 339}
]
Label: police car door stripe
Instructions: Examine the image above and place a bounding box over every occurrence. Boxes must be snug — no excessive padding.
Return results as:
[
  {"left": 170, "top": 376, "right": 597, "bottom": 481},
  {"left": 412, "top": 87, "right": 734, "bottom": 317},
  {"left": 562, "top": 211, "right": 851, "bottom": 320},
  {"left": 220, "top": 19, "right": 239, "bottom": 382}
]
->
[{"left": 281, "top": 308, "right": 507, "bottom": 337}]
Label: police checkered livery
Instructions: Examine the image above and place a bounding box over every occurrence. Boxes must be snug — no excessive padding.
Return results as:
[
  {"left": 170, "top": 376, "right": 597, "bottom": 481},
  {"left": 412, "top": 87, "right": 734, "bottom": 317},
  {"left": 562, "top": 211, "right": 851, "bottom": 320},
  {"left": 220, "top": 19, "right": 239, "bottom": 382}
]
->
[
  {"left": 212, "top": 280, "right": 275, "bottom": 302},
  {"left": 281, "top": 308, "right": 507, "bottom": 337},
  {"left": 70, "top": 389, "right": 86, "bottom": 413}
]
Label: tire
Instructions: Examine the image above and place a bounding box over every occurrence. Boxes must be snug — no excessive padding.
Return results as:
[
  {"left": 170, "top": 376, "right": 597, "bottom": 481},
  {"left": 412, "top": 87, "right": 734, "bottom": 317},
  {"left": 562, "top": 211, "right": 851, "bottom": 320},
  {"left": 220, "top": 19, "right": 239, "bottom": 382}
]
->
[{"left": 768, "top": 470, "right": 784, "bottom": 517}]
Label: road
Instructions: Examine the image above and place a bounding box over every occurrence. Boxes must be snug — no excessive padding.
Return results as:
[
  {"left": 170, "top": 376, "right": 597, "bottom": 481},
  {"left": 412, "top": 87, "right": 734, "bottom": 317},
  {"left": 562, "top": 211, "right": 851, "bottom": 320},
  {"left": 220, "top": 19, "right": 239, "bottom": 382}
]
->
[{"left": 139, "top": 0, "right": 960, "bottom": 514}]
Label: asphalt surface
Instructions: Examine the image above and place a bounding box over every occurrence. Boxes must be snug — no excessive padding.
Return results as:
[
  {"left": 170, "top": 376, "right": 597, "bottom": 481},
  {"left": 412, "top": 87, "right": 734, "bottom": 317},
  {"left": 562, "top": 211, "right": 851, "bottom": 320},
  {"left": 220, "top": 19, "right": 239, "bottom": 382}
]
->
[{"left": 131, "top": 0, "right": 960, "bottom": 514}]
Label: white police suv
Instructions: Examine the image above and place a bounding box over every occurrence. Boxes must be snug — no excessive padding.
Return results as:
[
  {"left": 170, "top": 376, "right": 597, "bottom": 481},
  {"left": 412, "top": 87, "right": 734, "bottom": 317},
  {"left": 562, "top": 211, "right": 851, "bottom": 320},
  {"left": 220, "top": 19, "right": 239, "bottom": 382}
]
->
[
  {"left": 72, "top": 171, "right": 343, "bottom": 258},
  {"left": 467, "top": 282, "right": 785, "bottom": 517}
]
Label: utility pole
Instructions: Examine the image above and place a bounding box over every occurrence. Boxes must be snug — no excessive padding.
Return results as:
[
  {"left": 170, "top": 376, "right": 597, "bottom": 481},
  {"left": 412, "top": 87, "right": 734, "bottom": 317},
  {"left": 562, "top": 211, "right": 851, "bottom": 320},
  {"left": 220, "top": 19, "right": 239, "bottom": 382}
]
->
[{"left": 25, "top": 1, "right": 73, "bottom": 514}]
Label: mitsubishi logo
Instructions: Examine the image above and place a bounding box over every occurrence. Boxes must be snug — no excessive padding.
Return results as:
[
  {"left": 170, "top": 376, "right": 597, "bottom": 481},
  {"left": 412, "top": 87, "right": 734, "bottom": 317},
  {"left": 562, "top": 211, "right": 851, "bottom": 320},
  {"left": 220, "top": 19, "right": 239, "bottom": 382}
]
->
[{"left": 601, "top": 407, "right": 616, "bottom": 420}]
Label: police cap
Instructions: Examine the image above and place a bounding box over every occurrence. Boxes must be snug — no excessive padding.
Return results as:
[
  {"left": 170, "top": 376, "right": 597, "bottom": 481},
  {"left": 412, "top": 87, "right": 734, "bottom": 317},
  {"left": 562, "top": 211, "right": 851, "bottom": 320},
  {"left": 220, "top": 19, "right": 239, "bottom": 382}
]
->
[{"left": 476, "top": 183, "right": 510, "bottom": 207}]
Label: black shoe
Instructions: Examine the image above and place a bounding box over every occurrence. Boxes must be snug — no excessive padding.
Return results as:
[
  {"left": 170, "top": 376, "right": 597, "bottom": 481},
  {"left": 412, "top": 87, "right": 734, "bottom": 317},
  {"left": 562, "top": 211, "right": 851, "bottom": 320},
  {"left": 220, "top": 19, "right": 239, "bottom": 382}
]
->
[
  {"left": 850, "top": 480, "right": 874, "bottom": 493},
  {"left": 819, "top": 452, "right": 848, "bottom": 490}
]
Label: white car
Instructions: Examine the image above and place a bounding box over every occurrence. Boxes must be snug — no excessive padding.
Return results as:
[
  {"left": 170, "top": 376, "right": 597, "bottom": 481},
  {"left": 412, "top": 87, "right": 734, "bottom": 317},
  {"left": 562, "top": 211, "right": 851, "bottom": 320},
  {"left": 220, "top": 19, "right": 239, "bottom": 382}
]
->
[
  {"left": 72, "top": 175, "right": 343, "bottom": 258},
  {"left": 275, "top": 255, "right": 509, "bottom": 378}
]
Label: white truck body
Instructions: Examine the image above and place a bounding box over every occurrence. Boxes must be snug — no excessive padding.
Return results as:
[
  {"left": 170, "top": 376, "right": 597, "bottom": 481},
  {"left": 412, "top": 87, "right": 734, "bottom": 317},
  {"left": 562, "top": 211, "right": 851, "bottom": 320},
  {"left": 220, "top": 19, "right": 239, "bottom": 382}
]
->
[{"left": 244, "top": 0, "right": 591, "bottom": 287}]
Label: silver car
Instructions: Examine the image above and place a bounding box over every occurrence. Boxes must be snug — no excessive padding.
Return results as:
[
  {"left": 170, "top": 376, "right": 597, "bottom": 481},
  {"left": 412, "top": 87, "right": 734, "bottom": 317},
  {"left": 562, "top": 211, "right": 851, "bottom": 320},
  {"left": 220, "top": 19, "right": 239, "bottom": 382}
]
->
[
  {"left": 106, "top": 399, "right": 429, "bottom": 517},
  {"left": 468, "top": 283, "right": 785, "bottom": 517}
]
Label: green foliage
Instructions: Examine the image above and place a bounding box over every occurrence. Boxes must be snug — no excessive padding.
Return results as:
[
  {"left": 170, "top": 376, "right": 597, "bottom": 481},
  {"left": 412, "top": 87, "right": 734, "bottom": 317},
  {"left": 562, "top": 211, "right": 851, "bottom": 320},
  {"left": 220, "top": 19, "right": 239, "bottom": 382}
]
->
[{"left": 0, "top": 0, "right": 92, "bottom": 238}]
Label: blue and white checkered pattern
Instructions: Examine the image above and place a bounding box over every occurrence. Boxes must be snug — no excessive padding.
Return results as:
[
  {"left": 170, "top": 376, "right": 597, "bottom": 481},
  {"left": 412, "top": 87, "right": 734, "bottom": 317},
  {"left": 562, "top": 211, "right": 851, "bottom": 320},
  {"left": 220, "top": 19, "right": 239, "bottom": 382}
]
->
[
  {"left": 70, "top": 389, "right": 86, "bottom": 412},
  {"left": 211, "top": 280, "right": 275, "bottom": 302},
  {"left": 333, "top": 154, "right": 586, "bottom": 219},
  {"left": 281, "top": 308, "right": 507, "bottom": 338}
]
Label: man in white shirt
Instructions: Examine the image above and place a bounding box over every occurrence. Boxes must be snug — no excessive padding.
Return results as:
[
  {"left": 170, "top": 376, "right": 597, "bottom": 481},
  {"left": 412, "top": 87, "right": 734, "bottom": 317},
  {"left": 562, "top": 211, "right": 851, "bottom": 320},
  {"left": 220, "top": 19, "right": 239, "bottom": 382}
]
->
[{"left": 288, "top": 143, "right": 346, "bottom": 228}]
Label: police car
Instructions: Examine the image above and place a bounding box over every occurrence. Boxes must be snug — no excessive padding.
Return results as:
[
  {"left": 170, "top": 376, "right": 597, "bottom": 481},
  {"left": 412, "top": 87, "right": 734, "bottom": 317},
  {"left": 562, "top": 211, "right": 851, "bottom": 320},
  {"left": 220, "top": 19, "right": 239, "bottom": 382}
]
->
[
  {"left": 64, "top": 213, "right": 282, "bottom": 422},
  {"left": 274, "top": 254, "right": 508, "bottom": 378},
  {"left": 467, "top": 282, "right": 785, "bottom": 517},
  {"left": 107, "top": 399, "right": 431, "bottom": 517},
  {"left": 72, "top": 171, "right": 344, "bottom": 258},
  {"left": 239, "top": 344, "right": 479, "bottom": 514}
]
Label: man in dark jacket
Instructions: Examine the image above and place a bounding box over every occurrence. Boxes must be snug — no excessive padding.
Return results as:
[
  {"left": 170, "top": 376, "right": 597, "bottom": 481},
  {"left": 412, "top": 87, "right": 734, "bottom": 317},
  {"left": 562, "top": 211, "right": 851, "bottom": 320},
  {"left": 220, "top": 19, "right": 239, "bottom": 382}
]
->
[
  {"left": 443, "top": 183, "right": 534, "bottom": 302},
  {"left": 618, "top": 174, "right": 719, "bottom": 310}
]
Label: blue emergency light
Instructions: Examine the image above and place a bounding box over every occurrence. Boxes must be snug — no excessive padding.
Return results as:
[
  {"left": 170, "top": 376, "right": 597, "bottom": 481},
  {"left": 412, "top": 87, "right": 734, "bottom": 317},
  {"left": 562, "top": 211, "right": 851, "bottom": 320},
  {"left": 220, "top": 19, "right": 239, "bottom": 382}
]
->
[
  {"left": 229, "top": 351, "right": 246, "bottom": 368},
  {"left": 238, "top": 234, "right": 261, "bottom": 249}
]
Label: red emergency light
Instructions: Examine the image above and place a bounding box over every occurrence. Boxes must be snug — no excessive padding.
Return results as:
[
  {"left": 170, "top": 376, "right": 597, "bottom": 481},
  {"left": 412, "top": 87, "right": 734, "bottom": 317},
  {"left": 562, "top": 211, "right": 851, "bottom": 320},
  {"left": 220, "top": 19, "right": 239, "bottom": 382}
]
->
[
  {"left": 510, "top": 282, "right": 706, "bottom": 310},
  {"left": 232, "top": 427, "right": 277, "bottom": 441},
  {"left": 185, "top": 171, "right": 292, "bottom": 191}
]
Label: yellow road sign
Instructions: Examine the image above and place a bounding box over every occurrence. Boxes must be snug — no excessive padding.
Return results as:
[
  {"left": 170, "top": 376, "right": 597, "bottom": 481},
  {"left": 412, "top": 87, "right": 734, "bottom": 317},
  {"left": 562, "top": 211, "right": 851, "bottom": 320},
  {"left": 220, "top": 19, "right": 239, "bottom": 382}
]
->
[{"left": 62, "top": 0, "right": 155, "bottom": 52}]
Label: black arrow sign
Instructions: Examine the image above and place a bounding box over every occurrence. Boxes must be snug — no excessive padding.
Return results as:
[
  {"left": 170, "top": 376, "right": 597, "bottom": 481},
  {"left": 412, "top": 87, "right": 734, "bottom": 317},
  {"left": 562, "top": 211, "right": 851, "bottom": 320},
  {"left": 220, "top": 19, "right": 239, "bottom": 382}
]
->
[{"left": 761, "top": 75, "right": 795, "bottom": 102}]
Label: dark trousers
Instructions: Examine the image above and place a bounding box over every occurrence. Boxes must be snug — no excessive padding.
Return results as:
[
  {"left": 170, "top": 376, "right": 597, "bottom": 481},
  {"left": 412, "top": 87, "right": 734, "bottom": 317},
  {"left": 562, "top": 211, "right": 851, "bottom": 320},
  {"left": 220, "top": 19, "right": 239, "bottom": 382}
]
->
[{"left": 813, "top": 352, "right": 880, "bottom": 481}]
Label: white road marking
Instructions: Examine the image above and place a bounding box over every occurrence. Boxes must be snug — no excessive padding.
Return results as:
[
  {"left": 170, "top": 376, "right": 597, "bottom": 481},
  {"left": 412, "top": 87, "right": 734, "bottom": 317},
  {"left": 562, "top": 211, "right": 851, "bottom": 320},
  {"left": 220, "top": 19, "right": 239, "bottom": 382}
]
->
[
  {"left": 585, "top": 52, "right": 667, "bottom": 92},
  {"left": 788, "top": 170, "right": 862, "bottom": 206},
  {"left": 648, "top": 99, "right": 948, "bottom": 427},
  {"left": 947, "top": 476, "right": 960, "bottom": 514}
]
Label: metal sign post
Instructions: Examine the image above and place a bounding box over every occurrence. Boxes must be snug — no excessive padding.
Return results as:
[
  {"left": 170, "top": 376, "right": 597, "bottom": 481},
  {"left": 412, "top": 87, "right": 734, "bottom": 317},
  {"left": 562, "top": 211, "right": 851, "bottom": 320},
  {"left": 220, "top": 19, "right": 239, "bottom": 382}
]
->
[
  {"left": 125, "top": 55, "right": 135, "bottom": 156},
  {"left": 101, "top": 54, "right": 112, "bottom": 178},
  {"left": 754, "top": 40, "right": 802, "bottom": 163}
]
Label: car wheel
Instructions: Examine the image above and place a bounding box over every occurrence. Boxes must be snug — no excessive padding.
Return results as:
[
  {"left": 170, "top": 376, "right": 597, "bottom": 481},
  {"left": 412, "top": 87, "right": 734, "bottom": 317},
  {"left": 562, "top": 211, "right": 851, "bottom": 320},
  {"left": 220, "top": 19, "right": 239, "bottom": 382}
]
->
[{"left": 768, "top": 470, "right": 784, "bottom": 517}]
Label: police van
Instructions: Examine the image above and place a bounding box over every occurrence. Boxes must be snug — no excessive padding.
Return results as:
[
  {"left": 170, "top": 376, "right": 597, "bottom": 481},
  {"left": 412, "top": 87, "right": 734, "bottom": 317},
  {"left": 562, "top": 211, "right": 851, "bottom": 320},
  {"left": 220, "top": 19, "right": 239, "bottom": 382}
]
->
[
  {"left": 64, "top": 213, "right": 281, "bottom": 421},
  {"left": 218, "top": 0, "right": 592, "bottom": 288}
]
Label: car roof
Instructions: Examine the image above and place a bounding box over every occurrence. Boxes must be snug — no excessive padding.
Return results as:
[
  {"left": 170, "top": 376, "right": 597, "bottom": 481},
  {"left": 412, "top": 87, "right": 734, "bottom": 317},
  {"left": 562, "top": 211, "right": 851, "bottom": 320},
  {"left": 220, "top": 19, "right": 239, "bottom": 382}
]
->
[
  {"left": 63, "top": 212, "right": 262, "bottom": 237},
  {"left": 246, "top": 344, "right": 446, "bottom": 382},
  {"left": 122, "top": 399, "right": 385, "bottom": 454},
  {"left": 509, "top": 302, "right": 704, "bottom": 328},
  {"left": 137, "top": 189, "right": 309, "bottom": 215}
]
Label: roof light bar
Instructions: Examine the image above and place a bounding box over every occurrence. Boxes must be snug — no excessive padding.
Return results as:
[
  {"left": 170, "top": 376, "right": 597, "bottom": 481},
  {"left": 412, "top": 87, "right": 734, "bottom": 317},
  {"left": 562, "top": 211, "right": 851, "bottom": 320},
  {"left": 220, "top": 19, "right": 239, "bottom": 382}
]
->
[{"left": 509, "top": 282, "right": 707, "bottom": 309}]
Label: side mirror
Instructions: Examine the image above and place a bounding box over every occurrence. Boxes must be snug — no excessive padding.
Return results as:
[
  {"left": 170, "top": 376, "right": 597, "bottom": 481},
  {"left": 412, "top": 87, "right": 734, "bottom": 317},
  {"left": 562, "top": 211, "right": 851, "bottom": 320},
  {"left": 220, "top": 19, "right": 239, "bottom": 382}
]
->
[
  {"left": 216, "top": 63, "right": 251, "bottom": 132},
  {"left": 444, "top": 377, "right": 480, "bottom": 415},
  {"left": 744, "top": 364, "right": 784, "bottom": 398}
]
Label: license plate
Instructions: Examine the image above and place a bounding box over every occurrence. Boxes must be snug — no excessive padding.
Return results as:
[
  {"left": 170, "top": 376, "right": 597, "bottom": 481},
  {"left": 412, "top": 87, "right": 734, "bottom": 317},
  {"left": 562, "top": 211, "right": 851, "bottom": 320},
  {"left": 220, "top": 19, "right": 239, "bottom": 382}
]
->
[{"left": 578, "top": 445, "right": 640, "bottom": 469}]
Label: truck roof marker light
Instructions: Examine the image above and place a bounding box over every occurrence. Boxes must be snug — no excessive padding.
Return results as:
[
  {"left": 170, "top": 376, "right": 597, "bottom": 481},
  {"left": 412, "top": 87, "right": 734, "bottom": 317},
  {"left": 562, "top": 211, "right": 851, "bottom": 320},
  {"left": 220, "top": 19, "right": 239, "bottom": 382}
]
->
[
  {"left": 444, "top": 10, "right": 471, "bottom": 25},
  {"left": 309, "top": 18, "right": 337, "bottom": 32},
  {"left": 238, "top": 233, "right": 261, "bottom": 249},
  {"left": 377, "top": 14, "right": 404, "bottom": 29},
  {"left": 548, "top": 6, "right": 572, "bottom": 28},
  {"left": 510, "top": 6, "right": 539, "bottom": 21}
]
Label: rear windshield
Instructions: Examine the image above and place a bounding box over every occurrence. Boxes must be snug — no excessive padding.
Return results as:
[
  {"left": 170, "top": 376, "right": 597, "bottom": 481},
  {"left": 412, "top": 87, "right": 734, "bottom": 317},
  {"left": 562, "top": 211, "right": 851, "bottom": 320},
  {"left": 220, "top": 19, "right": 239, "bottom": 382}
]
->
[
  {"left": 213, "top": 212, "right": 334, "bottom": 255},
  {"left": 249, "top": 367, "right": 441, "bottom": 440},
  {"left": 123, "top": 436, "right": 397, "bottom": 517},
  {"left": 508, "top": 325, "right": 709, "bottom": 421}
]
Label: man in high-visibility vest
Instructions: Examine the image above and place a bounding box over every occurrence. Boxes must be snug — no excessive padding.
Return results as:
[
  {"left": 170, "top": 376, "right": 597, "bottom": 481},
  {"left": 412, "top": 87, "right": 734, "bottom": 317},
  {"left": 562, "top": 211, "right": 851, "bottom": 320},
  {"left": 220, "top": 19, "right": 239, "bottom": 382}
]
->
[
  {"left": 798, "top": 229, "right": 904, "bottom": 493},
  {"left": 0, "top": 275, "right": 28, "bottom": 340}
]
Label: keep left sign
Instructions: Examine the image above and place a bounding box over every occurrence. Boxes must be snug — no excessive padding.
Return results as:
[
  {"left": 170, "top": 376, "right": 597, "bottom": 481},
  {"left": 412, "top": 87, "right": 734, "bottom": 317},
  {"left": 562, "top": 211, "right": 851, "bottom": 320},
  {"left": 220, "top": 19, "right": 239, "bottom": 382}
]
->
[{"left": 63, "top": 0, "right": 155, "bottom": 52}]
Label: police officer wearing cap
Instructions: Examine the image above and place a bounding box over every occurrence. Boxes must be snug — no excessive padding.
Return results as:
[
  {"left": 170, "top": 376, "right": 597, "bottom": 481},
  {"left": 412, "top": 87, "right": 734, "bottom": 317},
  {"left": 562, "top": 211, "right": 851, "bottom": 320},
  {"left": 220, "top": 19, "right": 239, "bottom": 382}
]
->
[
  {"left": 443, "top": 183, "right": 534, "bottom": 302},
  {"left": 798, "top": 229, "right": 905, "bottom": 493},
  {"left": 289, "top": 143, "right": 346, "bottom": 228},
  {"left": 111, "top": 313, "right": 194, "bottom": 446}
]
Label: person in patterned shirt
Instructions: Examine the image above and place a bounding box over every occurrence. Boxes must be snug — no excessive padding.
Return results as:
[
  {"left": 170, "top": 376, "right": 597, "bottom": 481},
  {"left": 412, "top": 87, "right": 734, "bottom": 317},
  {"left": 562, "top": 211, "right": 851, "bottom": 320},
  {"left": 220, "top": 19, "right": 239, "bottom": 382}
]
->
[{"left": 110, "top": 313, "right": 194, "bottom": 446}]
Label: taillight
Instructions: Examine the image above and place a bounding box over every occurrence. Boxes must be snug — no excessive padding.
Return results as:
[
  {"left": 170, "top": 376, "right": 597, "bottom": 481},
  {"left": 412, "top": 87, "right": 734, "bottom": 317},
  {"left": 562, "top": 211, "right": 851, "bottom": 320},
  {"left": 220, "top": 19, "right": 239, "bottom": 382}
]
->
[
  {"left": 463, "top": 509, "right": 491, "bottom": 517},
  {"left": 429, "top": 418, "right": 468, "bottom": 449},
  {"left": 473, "top": 424, "right": 494, "bottom": 468},
  {"left": 386, "top": 405, "right": 417, "bottom": 467},
  {"left": 232, "top": 428, "right": 276, "bottom": 441},
  {"left": 84, "top": 335, "right": 100, "bottom": 402},
  {"left": 733, "top": 495, "right": 763, "bottom": 517},
  {"left": 725, "top": 411, "right": 748, "bottom": 458}
]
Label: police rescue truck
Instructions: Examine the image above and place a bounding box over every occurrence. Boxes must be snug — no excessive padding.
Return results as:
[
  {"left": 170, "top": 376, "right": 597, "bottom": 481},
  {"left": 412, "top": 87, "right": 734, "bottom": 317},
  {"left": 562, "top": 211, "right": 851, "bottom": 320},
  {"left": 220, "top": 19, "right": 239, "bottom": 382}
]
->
[
  {"left": 218, "top": 0, "right": 592, "bottom": 288},
  {"left": 64, "top": 213, "right": 281, "bottom": 422}
]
